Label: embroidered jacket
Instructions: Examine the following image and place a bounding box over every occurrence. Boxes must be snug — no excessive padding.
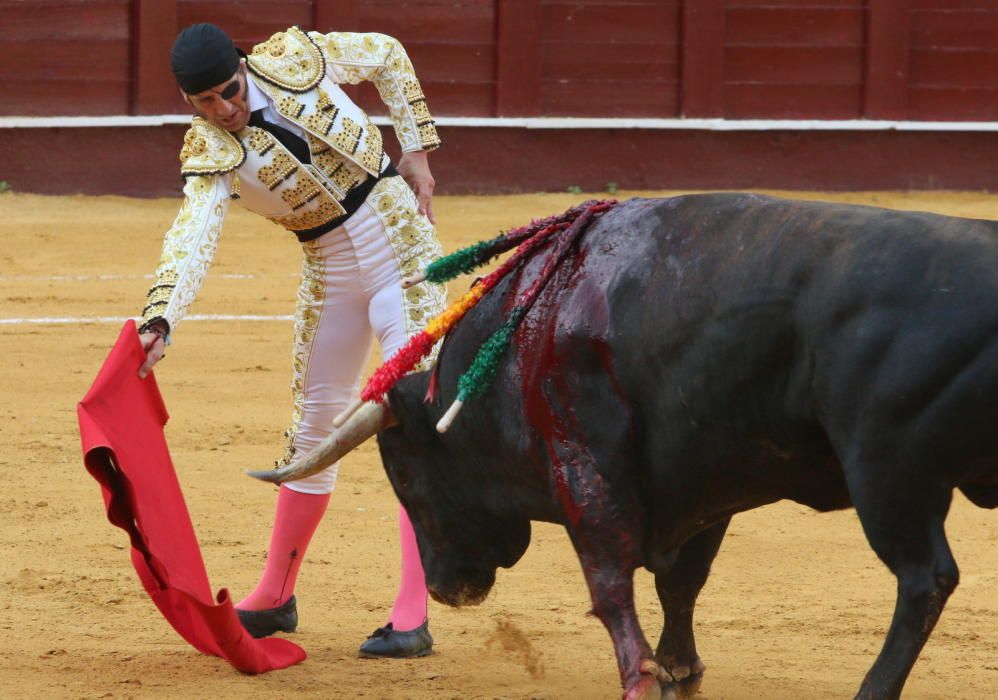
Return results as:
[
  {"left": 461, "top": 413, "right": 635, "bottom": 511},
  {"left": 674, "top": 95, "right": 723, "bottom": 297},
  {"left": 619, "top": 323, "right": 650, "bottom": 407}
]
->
[{"left": 140, "top": 28, "right": 440, "bottom": 337}]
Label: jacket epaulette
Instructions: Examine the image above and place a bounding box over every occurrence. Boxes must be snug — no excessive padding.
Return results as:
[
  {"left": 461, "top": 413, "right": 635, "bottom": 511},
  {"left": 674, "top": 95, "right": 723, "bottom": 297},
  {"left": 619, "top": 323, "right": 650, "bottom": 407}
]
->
[
  {"left": 179, "top": 117, "right": 247, "bottom": 178},
  {"left": 247, "top": 26, "right": 325, "bottom": 93}
]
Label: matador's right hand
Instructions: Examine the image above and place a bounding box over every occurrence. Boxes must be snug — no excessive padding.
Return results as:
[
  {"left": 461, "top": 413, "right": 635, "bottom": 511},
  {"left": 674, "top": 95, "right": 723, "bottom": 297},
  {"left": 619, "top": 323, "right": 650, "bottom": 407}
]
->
[{"left": 138, "top": 330, "right": 167, "bottom": 379}]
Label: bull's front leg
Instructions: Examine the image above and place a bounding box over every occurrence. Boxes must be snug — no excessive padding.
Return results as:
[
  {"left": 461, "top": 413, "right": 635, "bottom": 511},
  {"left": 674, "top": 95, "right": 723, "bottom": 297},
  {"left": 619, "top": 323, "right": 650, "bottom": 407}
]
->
[
  {"left": 528, "top": 334, "right": 665, "bottom": 697},
  {"left": 652, "top": 518, "right": 729, "bottom": 696},
  {"left": 574, "top": 547, "right": 667, "bottom": 700},
  {"left": 553, "top": 441, "right": 667, "bottom": 700}
]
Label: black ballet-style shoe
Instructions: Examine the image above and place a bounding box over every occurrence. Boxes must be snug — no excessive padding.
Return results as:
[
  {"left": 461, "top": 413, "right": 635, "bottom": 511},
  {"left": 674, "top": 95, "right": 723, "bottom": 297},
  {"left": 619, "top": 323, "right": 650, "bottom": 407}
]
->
[
  {"left": 236, "top": 595, "right": 298, "bottom": 638},
  {"left": 358, "top": 621, "right": 433, "bottom": 658}
]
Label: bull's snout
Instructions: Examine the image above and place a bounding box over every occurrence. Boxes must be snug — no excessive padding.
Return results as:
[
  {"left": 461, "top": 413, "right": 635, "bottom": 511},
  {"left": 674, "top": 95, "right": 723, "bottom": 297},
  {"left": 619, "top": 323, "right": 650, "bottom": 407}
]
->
[{"left": 427, "top": 566, "right": 496, "bottom": 607}]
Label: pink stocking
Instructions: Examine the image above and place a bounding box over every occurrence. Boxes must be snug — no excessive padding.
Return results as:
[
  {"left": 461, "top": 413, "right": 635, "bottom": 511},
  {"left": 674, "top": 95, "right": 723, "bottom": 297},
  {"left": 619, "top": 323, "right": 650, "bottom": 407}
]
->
[
  {"left": 388, "top": 505, "right": 428, "bottom": 631},
  {"left": 237, "top": 485, "right": 330, "bottom": 611}
]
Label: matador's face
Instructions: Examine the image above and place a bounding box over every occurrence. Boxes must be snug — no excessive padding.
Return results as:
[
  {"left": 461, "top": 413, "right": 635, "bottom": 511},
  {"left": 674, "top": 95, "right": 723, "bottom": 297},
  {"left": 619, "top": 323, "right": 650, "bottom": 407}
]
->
[{"left": 183, "top": 61, "right": 250, "bottom": 133}]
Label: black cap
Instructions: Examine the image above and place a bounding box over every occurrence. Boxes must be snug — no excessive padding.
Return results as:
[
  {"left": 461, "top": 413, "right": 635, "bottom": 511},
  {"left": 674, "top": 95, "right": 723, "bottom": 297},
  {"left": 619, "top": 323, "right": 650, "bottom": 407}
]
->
[{"left": 171, "top": 23, "right": 240, "bottom": 95}]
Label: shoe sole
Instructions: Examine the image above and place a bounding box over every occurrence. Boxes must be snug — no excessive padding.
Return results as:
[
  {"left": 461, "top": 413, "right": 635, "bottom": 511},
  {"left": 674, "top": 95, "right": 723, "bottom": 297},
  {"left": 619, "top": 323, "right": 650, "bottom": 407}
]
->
[{"left": 358, "top": 648, "right": 433, "bottom": 659}]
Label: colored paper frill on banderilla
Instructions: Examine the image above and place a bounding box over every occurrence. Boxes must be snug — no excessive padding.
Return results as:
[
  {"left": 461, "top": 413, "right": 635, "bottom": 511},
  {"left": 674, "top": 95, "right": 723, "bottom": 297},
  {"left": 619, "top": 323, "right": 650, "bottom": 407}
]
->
[{"left": 77, "top": 321, "right": 305, "bottom": 673}]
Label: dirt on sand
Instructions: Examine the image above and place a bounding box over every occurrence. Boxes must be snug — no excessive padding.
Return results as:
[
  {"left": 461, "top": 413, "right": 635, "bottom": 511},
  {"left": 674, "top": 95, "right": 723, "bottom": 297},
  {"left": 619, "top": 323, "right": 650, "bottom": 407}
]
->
[{"left": 2, "top": 189, "right": 997, "bottom": 699}]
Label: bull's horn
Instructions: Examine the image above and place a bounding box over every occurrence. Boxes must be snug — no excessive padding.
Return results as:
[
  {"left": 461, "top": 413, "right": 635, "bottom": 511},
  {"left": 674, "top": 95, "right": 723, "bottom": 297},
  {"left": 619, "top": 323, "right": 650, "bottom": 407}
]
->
[
  {"left": 246, "top": 401, "right": 397, "bottom": 484},
  {"left": 333, "top": 397, "right": 364, "bottom": 428}
]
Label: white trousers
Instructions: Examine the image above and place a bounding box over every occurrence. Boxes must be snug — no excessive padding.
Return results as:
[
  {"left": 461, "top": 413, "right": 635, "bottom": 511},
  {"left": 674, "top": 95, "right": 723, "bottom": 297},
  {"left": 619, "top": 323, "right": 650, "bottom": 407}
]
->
[{"left": 280, "top": 176, "right": 446, "bottom": 494}]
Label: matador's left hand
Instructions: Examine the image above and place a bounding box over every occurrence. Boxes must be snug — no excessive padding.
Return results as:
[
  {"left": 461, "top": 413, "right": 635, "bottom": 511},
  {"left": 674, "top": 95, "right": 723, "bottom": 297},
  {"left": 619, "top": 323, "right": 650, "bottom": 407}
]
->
[{"left": 397, "top": 150, "right": 436, "bottom": 224}]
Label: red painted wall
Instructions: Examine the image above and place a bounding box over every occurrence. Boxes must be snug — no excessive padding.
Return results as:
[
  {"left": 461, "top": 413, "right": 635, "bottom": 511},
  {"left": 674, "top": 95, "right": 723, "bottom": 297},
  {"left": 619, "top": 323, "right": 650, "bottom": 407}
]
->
[
  {"left": 0, "top": 0, "right": 133, "bottom": 116},
  {"left": 4, "top": 0, "right": 998, "bottom": 120},
  {"left": 2, "top": 1, "right": 998, "bottom": 194}
]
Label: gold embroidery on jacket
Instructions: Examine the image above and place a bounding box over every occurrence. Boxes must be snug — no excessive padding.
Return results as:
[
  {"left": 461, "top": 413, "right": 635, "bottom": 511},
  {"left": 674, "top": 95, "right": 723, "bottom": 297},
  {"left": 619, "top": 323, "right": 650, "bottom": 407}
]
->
[
  {"left": 142, "top": 176, "right": 229, "bottom": 333},
  {"left": 281, "top": 177, "right": 323, "bottom": 211},
  {"left": 410, "top": 99, "right": 432, "bottom": 124},
  {"left": 258, "top": 151, "right": 298, "bottom": 190},
  {"left": 304, "top": 108, "right": 338, "bottom": 136},
  {"left": 179, "top": 118, "right": 246, "bottom": 177},
  {"left": 334, "top": 117, "right": 362, "bottom": 155},
  {"left": 358, "top": 126, "right": 383, "bottom": 173},
  {"left": 309, "top": 151, "right": 365, "bottom": 197},
  {"left": 316, "top": 88, "right": 336, "bottom": 112},
  {"left": 333, "top": 162, "right": 364, "bottom": 193},
  {"left": 273, "top": 199, "right": 343, "bottom": 232},
  {"left": 418, "top": 123, "right": 440, "bottom": 148},
  {"left": 248, "top": 26, "right": 325, "bottom": 93},
  {"left": 307, "top": 31, "right": 441, "bottom": 152},
  {"left": 402, "top": 79, "right": 422, "bottom": 103},
  {"left": 278, "top": 95, "right": 306, "bottom": 119},
  {"left": 307, "top": 133, "right": 332, "bottom": 156},
  {"left": 246, "top": 127, "right": 276, "bottom": 156}
]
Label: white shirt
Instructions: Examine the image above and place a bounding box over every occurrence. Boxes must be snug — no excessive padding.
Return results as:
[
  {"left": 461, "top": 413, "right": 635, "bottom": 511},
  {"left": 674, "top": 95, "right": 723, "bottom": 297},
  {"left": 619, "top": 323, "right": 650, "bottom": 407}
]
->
[{"left": 245, "top": 76, "right": 308, "bottom": 141}]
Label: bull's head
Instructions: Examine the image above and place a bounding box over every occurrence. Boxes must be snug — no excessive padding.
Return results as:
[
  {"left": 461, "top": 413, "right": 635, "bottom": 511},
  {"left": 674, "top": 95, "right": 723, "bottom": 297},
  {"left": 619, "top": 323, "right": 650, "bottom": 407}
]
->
[{"left": 247, "top": 371, "right": 532, "bottom": 608}]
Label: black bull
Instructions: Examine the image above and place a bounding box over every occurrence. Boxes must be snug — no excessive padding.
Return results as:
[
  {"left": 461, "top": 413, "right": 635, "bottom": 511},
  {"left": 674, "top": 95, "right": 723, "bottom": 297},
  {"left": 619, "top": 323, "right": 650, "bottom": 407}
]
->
[{"left": 270, "top": 194, "right": 998, "bottom": 699}]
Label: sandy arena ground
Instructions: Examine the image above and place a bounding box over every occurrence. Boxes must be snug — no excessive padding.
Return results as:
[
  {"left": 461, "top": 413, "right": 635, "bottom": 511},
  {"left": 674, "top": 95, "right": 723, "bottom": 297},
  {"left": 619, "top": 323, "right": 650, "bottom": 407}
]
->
[{"left": 2, "top": 189, "right": 997, "bottom": 699}]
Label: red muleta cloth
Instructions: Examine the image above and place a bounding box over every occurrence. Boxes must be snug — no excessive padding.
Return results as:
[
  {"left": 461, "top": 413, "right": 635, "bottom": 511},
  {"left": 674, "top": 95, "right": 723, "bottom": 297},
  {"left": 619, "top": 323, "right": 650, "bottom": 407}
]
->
[{"left": 77, "top": 321, "right": 306, "bottom": 673}]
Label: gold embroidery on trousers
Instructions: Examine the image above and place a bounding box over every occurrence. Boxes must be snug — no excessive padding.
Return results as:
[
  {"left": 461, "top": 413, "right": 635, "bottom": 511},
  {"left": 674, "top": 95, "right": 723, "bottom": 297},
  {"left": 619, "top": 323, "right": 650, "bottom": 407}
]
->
[
  {"left": 277, "top": 241, "right": 326, "bottom": 466},
  {"left": 365, "top": 176, "right": 447, "bottom": 369}
]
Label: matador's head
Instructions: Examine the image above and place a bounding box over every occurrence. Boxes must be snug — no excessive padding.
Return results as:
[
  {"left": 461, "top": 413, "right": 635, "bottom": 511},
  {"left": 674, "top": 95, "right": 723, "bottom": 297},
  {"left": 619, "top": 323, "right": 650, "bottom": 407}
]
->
[{"left": 171, "top": 23, "right": 251, "bottom": 133}]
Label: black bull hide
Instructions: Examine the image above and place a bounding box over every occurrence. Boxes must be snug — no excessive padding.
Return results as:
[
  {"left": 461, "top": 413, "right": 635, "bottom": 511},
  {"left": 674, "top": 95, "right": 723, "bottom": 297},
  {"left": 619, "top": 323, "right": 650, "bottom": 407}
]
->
[{"left": 376, "top": 194, "right": 998, "bottom": 700}]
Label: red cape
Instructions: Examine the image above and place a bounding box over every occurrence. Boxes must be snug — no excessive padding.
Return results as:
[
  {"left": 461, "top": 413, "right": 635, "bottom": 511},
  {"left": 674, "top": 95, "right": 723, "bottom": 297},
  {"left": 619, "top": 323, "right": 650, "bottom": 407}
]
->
[{"left": 78, "top": 321, "right": 306, "bottom": 673}]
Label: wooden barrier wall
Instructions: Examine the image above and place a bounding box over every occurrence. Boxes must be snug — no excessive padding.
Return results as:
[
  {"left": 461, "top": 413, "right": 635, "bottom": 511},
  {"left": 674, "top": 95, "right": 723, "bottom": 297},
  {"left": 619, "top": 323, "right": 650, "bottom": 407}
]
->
[
  {"left": 3, "top": 0, "right": 998, "bottom": 121},
  {"left": 3, "top": 1, "right": 998, "bottom": 194}
]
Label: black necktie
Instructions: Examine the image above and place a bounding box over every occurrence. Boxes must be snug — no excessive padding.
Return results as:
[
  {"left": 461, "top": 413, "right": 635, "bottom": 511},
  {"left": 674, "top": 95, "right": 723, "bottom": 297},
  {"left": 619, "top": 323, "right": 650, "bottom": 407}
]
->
[{"left": 248, "top": 108, "right": 311, "bottom": 164}]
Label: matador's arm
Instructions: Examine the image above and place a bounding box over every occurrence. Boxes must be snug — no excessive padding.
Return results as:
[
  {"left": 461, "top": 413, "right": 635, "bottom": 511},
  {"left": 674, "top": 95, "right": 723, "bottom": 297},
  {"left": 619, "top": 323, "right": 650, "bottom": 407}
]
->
[
  {"left": 309, "top": 31, "right": 441, "bottom": 153},
  {"left": 138, "top": 174, "right": 231, "bottom": 342}
]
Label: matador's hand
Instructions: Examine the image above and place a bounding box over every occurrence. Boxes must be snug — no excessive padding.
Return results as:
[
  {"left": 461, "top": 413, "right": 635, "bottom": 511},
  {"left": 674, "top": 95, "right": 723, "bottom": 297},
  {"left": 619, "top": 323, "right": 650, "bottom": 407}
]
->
[
  {"left": 138, "top": 329, "right": 167, "bottom": 378},
  {"left": 397, "top": 150, "right": 436, "bottom": 224}
]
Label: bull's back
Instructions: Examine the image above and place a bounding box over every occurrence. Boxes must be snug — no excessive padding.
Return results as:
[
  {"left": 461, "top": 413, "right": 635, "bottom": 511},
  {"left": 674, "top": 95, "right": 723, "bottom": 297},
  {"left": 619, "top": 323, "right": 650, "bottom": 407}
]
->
[{"left": 555, "top": 194, "right": 998, "bottom": 485}]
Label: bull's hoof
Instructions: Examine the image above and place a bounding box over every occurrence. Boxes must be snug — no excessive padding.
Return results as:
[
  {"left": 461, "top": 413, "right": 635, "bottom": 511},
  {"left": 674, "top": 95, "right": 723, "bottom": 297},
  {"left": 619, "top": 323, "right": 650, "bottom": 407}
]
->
[
  {"left": 656, "top": 654, "right": 705, "bottom": 698},
  {"left": 622, "top": 660, "right": 669, "bottom": 700},
  {"left": 662, "top": 672, "right": 704, "bottom": 699},
  {"left": 623, "top": 676, "right": 665, "bottom": 700}
]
